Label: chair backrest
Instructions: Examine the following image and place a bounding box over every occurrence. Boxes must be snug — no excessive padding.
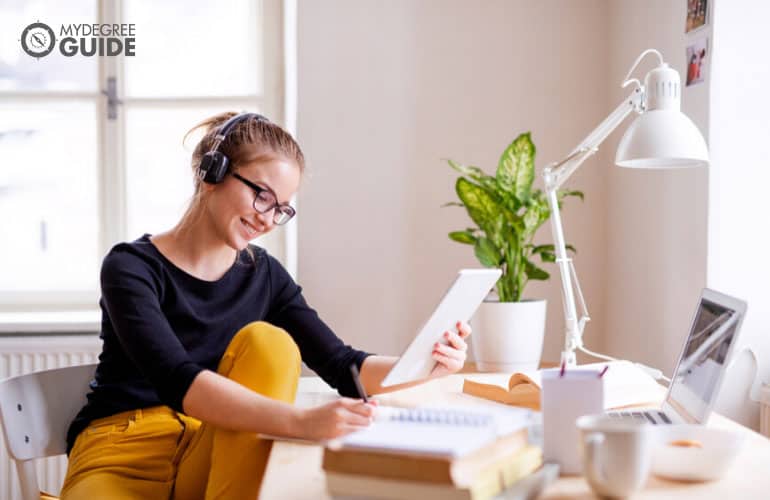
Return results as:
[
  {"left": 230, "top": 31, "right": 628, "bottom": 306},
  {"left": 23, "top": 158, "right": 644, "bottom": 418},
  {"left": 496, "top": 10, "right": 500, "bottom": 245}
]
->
[{"left": 0, "top": 363, "right": 96, "bottom": 461}]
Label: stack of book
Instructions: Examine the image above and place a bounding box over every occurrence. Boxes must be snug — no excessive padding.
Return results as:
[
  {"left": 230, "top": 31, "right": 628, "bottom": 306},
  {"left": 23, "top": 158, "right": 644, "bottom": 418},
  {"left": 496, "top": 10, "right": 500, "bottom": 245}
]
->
[{"left": 322, "top": 406, "right": 542, "bottom": 500}]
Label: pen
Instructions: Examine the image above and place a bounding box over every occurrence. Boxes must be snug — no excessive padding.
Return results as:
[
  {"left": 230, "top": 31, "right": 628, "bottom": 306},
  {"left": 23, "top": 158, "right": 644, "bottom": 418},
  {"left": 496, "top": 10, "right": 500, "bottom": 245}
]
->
[
  {"left": 598, "top": 365, "right": 609, "bottom": 378},
  {"left": 349, "top": 363, "right": 368, "bottom": 403}
]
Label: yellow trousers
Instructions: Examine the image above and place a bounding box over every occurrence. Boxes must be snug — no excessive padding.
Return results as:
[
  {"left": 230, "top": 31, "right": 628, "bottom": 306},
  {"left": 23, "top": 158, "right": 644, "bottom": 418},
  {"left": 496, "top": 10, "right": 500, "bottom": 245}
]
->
[{"left": 60, "top": 321, "right": 301, "bottom": 500}]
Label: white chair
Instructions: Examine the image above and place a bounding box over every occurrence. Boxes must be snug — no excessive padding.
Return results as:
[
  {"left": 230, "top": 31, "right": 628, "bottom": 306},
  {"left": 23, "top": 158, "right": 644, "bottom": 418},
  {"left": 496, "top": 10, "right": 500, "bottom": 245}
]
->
[{"left": 0, "top": 363, "right": 97, "bottom": 500}]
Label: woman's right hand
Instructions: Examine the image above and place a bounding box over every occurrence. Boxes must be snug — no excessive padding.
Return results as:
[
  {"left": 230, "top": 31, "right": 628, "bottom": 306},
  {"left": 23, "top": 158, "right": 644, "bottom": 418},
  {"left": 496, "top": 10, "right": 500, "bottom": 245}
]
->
[{"left": 294, "top": 398, "right": 376, "bottom": 440}]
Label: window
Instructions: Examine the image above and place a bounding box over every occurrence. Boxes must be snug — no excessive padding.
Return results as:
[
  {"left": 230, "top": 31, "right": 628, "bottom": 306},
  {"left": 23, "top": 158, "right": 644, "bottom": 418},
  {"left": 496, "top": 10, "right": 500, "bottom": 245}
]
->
[{"left": 0, "top": 0, "right": 290, "bottom": 311}]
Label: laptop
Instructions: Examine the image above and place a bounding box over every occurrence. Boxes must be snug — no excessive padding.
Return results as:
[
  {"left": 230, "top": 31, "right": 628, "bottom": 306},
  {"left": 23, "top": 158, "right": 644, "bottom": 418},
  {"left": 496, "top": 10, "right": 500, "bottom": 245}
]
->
[{"left": 609, "top": 288, "right": 747, "bottom": 425}]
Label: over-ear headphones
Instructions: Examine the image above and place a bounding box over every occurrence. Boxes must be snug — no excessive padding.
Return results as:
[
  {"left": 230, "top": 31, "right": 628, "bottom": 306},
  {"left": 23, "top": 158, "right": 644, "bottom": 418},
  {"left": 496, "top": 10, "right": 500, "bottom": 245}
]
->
[{"left": 197, "top": 112, "right": 269, "bottom": 184}]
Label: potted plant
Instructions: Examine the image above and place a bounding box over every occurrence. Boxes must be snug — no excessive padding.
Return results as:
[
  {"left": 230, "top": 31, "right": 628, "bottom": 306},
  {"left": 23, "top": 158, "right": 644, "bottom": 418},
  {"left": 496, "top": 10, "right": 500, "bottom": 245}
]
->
[{"left": 445, "top": 132, "right": 582, "bottom": 371}]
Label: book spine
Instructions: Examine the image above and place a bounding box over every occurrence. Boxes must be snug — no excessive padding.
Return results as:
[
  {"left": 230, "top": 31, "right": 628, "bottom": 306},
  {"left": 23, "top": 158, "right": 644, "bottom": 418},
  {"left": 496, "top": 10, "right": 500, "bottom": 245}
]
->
[
  {"left": 322, "top": 430, "right": 527, "bottom": 484},
  {"left": 323, "top": 450, "right": 454, "bottom": 483},
  {"left": 324, "top": 447, "right": 543, "bottom": 500},
  {"left": 325, "top": 473, "right": 471, "bottom": 500},
  {"left": 322, "top": 430, "right": 528, "bottom": 484},
  {"left": 466, "top": 446, "right": 542, "bottom": 499}
]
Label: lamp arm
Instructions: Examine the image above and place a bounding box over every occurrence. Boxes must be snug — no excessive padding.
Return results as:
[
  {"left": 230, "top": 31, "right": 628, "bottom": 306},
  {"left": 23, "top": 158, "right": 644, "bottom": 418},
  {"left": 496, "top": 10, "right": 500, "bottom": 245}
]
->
[
  {"left": 543, "top": 88, "right": 644, "bottom": 366},
  {"left": 545, "top": 87, "right": 644, "bottom": 190}
]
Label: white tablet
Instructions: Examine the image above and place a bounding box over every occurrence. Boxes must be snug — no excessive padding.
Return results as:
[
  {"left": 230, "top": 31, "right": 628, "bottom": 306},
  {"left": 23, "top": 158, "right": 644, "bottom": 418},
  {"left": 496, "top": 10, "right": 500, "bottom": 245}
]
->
[{"left": 381, "top": 268, "right": 502, "bottom": 387}]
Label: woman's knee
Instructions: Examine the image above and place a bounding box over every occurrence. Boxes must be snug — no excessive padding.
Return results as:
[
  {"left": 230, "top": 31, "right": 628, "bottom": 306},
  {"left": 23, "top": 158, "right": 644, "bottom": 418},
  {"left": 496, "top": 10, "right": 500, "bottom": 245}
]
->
[{"left": 220, "top": 321, "right": 301, "bottom": 378}]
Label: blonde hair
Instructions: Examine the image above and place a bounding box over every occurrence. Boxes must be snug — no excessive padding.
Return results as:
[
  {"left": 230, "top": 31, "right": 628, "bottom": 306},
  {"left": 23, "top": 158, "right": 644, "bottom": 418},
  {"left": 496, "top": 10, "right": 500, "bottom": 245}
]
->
[
  {"left": 184, "top": 111, "right": 305, "bottom": 191},
  {"left": 178, "top": 112, "right": 304, "bottom": 260}
]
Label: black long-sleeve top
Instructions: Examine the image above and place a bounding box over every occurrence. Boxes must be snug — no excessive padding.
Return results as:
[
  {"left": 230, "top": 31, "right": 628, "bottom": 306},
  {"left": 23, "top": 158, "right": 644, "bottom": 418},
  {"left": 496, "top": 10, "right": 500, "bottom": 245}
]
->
[{"left": 66, "top": 234, "right": 371, "bottom": 453}]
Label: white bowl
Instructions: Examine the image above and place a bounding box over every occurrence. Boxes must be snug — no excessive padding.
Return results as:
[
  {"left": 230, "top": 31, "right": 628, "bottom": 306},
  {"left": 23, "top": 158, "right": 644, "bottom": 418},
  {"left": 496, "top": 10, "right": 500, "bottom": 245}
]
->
[{"left": 651, "top": 424, "right": 745, "bottom": 482}]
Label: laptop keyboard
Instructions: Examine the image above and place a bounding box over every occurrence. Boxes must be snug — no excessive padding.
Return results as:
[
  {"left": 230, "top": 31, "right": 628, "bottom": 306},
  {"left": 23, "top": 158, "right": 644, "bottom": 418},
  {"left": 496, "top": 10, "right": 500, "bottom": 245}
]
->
[{"left": 608, "top": 410, "right": 672, "bottom": 425}]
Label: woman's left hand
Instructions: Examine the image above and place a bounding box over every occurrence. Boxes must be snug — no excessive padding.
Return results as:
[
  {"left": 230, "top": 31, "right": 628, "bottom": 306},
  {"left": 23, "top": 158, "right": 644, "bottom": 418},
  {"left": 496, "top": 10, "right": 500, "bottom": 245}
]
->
[{"left": 430, "top": 321, "right": 471, "bottom": 377}]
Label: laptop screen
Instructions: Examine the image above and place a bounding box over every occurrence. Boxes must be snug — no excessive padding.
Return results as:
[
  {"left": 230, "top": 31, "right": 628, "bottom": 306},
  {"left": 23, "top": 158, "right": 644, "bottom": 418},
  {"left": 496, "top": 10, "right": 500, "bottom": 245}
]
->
[{"left": 666, "top": 292, "right": 744, "bottom": 423}]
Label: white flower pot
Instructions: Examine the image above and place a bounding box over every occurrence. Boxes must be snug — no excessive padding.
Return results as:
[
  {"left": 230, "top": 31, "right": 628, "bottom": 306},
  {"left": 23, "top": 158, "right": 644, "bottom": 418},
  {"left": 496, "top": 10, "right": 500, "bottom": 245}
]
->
[{"left": 470, "top": 299, "right": 547, "bottom": 372}]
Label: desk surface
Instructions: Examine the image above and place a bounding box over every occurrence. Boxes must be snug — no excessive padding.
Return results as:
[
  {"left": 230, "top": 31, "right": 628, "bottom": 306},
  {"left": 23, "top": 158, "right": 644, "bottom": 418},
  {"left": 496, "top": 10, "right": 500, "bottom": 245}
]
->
[{"left": 259, "top": 374, "right": 770, "bottom": 499}]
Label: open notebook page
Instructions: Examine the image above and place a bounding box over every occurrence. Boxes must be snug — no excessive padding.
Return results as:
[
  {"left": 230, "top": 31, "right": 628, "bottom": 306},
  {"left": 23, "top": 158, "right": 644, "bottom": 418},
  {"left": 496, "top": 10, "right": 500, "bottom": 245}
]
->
[{"left": 335, "top": 405, "right": 531, "bottom": 458}]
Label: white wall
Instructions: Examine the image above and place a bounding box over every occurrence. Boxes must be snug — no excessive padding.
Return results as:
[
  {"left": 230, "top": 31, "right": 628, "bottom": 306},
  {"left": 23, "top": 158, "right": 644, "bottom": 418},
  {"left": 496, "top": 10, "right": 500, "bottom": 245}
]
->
[
  {"left": 604, "top": 1, "right": 709, "bottom": 377},
  {"left": 296, "top": 0, "right": 609, "bottom": 362},
  {"left": 707, "top": 0, "right": 770, "bottom": 429},
  {"left": 605, "top": 0, "right": 770, "bottom": 430}
]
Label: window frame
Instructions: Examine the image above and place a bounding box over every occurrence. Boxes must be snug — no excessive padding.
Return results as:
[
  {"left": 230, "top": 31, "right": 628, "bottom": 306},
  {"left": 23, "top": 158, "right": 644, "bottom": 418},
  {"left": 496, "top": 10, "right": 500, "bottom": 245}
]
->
[{"left": 0, "top": 0, "right": 293, "bottom": 312}]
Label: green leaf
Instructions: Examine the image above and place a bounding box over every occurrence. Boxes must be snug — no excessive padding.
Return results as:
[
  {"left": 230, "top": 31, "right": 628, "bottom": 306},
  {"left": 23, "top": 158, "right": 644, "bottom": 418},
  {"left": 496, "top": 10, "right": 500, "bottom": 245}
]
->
[
  {"left": 507, "top": 216, "right": 524, "bottom": 235},
  {"left": 490, "top": 214, "right": 507, "bottom": 250},
  {"left": 498, "top": 189, "right": 522, "bottom": 213},
  {"left": 531, "top": 243, "right": 577, "bottom": 254},
  {"left": 447, "top": 160, "right": 499, "bottom": 194},
  {"left": 540, "top": 251, "right": 556, "bottom": 263},
  {"left": 496, "top": 132, "right": 536, "bottom": 204},
  {"left": 522, "top": 204, "right": 541, "bottom": 238},
  {"left": 447, "top": 159, "right": 487, "bottom": 180},
  {"left": 474, "top": 237, "right": 501, "bottom": 267},
  {"left": 558, "top": 189, "right": 584, "bottom": 202},
  {"left": 530, "top": 243, "right": 577, "bottom": 262},
  {"left": 449, "top": 231, "right": 477, "bottom": 245},
  {"left": 524, "top": 259, "right": 550, "bottom": 280},
  {"left": 444, "top": 134, "right": 580, "bottom": 302},
  {"left": 455, "top": 177, "right": 501, "bottom": 233}
]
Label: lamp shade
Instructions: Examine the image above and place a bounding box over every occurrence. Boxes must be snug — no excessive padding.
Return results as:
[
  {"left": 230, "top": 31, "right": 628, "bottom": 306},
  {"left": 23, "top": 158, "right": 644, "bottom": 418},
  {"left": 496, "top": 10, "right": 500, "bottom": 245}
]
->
[
  {"left": 615, "top": 109, "right": 709, "bottom": 168},
  {"left": 615, "top": 61, "right": 709, "bottom": 168}
]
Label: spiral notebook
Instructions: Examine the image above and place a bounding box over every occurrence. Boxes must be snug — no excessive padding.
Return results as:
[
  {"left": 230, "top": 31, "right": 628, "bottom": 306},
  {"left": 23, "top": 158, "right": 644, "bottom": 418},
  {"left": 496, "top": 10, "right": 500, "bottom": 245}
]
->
[{"left": 333, "top": 405, "right": 528, "bottom": 459}]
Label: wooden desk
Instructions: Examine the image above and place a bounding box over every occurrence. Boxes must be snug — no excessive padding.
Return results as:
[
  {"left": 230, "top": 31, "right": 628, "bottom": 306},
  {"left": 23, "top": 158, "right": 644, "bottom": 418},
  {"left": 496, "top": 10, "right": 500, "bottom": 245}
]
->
[{"left": 259, "top": 375, "right": 770, "bottom": 499}]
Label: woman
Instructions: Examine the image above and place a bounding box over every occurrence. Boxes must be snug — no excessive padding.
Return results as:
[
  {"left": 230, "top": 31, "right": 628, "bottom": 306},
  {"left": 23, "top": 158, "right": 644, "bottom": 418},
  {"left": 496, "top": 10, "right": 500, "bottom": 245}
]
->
[{"left": 61, "top": 112, "right": 472, "bottom": 499}]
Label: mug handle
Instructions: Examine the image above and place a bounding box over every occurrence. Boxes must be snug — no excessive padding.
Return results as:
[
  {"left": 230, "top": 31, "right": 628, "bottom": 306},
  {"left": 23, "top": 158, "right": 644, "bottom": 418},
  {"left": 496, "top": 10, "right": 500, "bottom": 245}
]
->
[{"left": 583, "top": 432, "right": 607, "bottom": 486}]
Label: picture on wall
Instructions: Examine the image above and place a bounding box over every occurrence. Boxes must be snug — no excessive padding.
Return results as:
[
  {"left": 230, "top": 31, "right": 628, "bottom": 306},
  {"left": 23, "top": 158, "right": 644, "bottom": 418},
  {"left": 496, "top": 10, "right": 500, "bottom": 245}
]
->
[
  {"left": 685, "top": 0, "right": 708, "bottom": 33},
  {"left": 686, "top": 37, "right": 709, "bottom": 87}
]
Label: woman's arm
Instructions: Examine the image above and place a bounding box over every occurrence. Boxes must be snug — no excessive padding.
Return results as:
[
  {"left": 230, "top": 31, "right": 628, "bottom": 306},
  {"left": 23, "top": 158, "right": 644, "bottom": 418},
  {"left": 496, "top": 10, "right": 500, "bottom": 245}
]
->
[
  {"left": 102, "top": 250, "right": 374, "bottom": 441},
  {"left": 359, "top": 322, "right": 471, "bottom": 395},
  {"left": 182, "top": 370, "right": 376, "bottom": 440},
  {"left": 183, "top": 319, "right": 471, "bottom": 435},
  {"left": 183, "top": 370, "right": 297, "bottom": 434},
  {"left": 264, "top": 255, "right": 371, "bottom": 398},
  {"left": 263, "top": 256, "right": 472, "bottom": 402}
]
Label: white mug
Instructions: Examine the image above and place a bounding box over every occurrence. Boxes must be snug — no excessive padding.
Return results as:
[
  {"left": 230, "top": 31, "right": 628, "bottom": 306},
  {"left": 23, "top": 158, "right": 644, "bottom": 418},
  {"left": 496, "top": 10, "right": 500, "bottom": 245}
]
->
[{"left": 576, "top": 414, "right": 652, "bottom": 498}]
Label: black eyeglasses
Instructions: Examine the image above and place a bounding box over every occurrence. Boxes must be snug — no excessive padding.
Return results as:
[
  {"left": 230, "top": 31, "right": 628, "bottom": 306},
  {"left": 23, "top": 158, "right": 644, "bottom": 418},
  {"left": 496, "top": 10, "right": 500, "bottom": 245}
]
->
[{"left": 232, "top": 173, "right": 296, "bottom": 225}]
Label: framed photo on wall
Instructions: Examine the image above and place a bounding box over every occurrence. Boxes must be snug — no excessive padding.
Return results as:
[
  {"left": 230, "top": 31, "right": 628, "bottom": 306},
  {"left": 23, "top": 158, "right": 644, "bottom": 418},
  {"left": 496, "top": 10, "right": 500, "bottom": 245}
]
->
[
  {"left": 685, "top": 0, "right": 709, "bottom": 33},
  {"left": 686, "top": 37, "right": 709, "bottom": 87}
]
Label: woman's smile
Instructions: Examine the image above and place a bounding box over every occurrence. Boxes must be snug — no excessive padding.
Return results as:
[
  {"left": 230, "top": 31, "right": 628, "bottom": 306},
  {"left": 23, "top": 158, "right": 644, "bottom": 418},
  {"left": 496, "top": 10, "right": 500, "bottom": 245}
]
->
[{"left": 240, "top": 217, "right": 261, "bottom": 238}]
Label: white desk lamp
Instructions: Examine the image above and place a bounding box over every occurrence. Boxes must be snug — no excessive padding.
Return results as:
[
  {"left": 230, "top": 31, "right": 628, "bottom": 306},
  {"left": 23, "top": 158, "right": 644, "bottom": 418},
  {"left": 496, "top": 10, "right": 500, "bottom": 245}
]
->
[{"left": 543, "top": 49, "right": 709, "bottom": 367}]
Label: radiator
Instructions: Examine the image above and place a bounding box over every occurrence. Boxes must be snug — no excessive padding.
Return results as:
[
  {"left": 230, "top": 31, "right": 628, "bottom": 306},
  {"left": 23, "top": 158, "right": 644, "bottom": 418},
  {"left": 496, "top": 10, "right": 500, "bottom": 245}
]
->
[{"left": 0, "top": 336, "right": 101, "bottom": 500}]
